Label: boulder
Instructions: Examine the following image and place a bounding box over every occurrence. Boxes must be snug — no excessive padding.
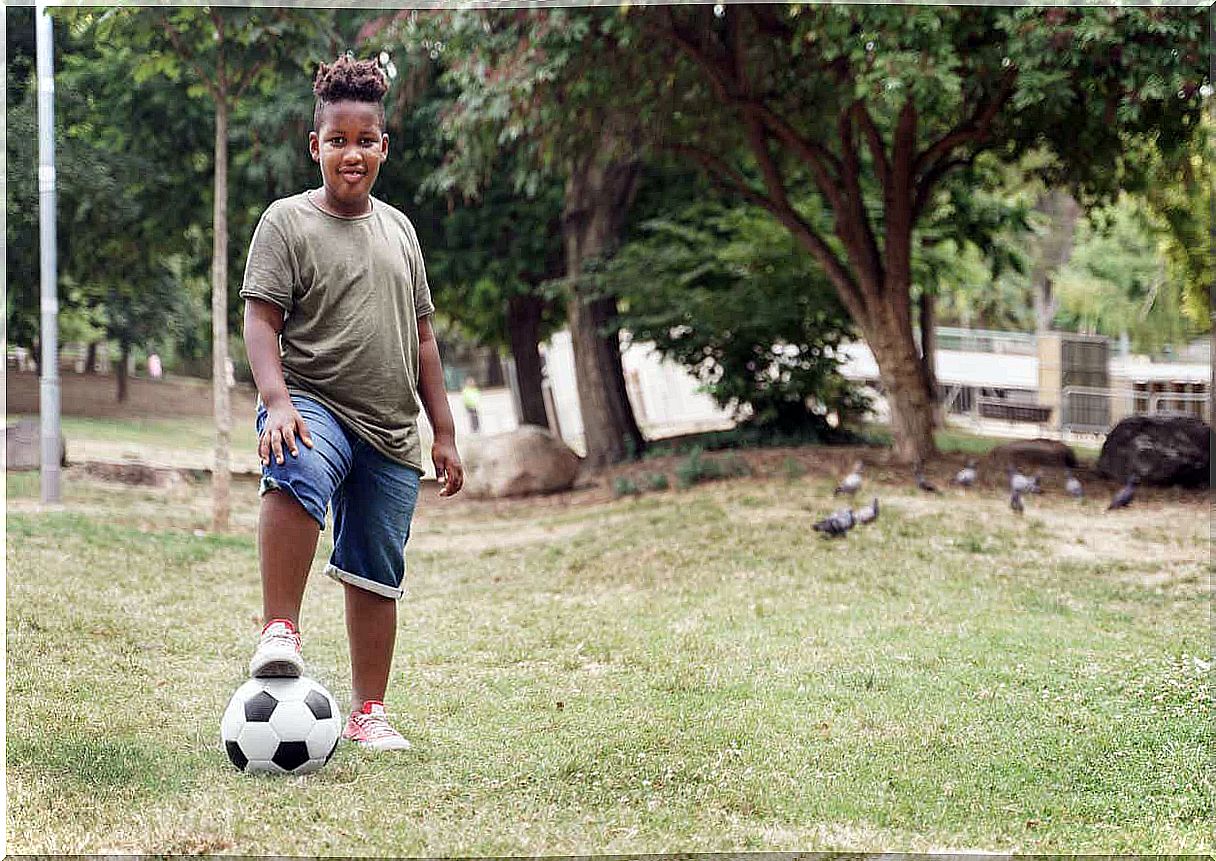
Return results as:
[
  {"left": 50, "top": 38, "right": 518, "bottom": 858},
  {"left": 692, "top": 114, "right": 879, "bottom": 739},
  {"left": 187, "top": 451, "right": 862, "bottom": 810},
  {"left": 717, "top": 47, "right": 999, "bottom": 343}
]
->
[
  {"left": 462, "top": 424, "right": 582, "bottom": 498},
  {"left": 78, "top": 459, "right": 188, "bottom": 489},
  {"left": 1096, "top": 414, "right": 1210, "bottom": 487},
  {"left": 5, "top": 419, "right": 66, "bottom": 471},
  {"left": 988, "top": 438, "right": 1079, "bottom": 469}
]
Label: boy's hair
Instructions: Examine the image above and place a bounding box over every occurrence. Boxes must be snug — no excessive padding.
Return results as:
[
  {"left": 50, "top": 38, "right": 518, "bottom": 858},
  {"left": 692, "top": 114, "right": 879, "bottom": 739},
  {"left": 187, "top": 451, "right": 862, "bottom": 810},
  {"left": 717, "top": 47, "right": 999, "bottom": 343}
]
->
[{"left": 313, "top": 54, "right": 388, "bottom": 129}]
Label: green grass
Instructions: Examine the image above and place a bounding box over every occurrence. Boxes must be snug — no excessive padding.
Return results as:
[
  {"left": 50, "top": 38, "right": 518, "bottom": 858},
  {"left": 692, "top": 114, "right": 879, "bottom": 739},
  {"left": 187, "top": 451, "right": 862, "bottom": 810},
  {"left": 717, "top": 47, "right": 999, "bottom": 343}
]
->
[
  {"left": 6, "top": 468, "right": 1211, "bottom": 853},
  {"left": 9, "top": 413, "right": 259, "bottom": 455}
]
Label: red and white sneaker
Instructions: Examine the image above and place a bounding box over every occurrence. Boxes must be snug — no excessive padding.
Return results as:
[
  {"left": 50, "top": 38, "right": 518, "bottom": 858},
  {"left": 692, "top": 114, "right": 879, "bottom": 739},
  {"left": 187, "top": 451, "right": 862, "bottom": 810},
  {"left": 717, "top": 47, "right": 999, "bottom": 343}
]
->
[
  {"left": 342, "top": 701, "right": 412, "bottom": 751},
  {"left": 248, "top": 618, "right": 304, "bottom": 678}
]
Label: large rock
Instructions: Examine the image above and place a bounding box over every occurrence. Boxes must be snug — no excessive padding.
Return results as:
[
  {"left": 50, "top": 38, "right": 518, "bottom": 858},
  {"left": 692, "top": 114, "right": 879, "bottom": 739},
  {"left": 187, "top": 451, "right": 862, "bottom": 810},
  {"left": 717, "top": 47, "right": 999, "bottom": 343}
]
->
[
  {"left": 988, "top": 438, "right": 1079, "bottom": 469},
  {"left": 1097, "top": 414, "right": 1210, "bottom": 487},
  {"left": 463, "top": 424, "right": 582, "bottom": 498},
  {"left": 79, "top": 459, "right": 188, "bottom": 489},
  {"left": 5, "top": 419, "right": 66, "bottom": 471}
]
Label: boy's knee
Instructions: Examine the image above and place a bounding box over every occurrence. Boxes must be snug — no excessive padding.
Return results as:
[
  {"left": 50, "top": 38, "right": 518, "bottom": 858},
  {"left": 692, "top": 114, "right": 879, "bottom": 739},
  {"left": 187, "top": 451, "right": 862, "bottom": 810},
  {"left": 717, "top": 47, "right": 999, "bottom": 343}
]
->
[{"left": 259, "top": 475, "right": 326, "bottom": 530}]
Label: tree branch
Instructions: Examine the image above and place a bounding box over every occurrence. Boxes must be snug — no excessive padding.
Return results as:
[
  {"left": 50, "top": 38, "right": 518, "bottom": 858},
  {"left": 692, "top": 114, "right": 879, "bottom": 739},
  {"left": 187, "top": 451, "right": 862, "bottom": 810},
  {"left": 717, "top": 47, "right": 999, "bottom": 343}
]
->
[
  {"left": 160, "top": 15, "right": 218, "bottom": 100},
  {"left": 854, "top": 102, "right": 890, "bottom": 193},
  {"left": 233, "top": 58, "right": 270, "bottom": 101},
  {"left": 838, "top": 101, "right": 884, "bottom": 293},
  {"left": 913, "top": 68, "right": 1016, "bottom": 179},
  {"left": 663, "top": 141, "right": 865, "bottom": 318}
]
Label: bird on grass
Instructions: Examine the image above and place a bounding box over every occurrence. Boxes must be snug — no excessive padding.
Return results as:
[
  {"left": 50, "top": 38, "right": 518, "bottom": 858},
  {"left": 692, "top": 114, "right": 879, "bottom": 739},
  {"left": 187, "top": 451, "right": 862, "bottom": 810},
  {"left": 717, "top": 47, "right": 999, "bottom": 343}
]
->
[
  {"left": 1065, "top": 469, "right": 1084, "bottom": 501},
  {"left": 1010, "top": 490, "right": 1024, "bottom": 515},
  {"left": 914, "top": 462, "right": 940, "bottom": 493},
  {"left": 1007, "top": 466, "right": 1040, "bottom": 495},
  {"left": 855, "top": 498, "right": 880, "bottom": 525},
  {"left": 813, "top": 507, "right": 856, "bottom": 538},
  {"left": 1107, "top": 475, "right": 1140, "bottom": 511},
  {"left": 834, "top": 461, "right": 864, "bottom": 496},
  {"left": 952, "top": 459, "right": 978, "bottom": 488}
]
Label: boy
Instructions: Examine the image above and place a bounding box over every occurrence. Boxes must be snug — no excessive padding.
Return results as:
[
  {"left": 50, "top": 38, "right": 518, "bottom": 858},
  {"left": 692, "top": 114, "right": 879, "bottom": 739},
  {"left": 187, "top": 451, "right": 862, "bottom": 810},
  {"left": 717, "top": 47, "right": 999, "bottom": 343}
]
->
[{"left": 239, "top": 54, "right": 463, "bottom": 752}]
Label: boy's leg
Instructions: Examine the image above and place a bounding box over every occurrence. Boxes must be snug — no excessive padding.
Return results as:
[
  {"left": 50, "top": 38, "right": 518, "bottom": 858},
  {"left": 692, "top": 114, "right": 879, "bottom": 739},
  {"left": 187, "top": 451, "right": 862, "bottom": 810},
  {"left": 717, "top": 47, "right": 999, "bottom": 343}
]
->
[
  {"left": 326, "top": 442, "right": 420, "bottom": 749},
  {"left": 259, "top": 490, "right": 322, "bottom": 626},
  {"left": 250, "top": 395, "right": 352, "bottom": 677},
  {"left": 343, "top": 582, "right": 397, "bottom": 710}
]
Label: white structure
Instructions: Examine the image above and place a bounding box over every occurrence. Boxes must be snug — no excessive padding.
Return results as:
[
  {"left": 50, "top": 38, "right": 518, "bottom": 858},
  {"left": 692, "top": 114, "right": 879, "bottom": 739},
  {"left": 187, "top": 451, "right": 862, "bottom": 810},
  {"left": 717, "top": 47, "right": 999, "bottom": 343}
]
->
[{"left": 415, "top": 328, "right": 1210, "bottom": 469}]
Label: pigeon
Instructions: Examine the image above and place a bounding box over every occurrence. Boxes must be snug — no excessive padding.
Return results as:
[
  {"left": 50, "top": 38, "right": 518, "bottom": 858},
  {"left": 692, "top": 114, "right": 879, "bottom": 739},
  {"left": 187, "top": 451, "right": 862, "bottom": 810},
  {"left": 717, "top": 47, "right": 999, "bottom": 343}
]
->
[
  {"left": 952, "top": 459, "right": 978, "bottom": 488},
  {"left": 1065, "top": 469, "right": 1084, "bottom": 500},
  {"left": 1007, "top": 466, "right": 1037, "bottom": 495},
  {"left": 1107, "top": 475, "right": 1140, "bottom": 511},
  {"left": 855, "top": 497, "right": 880, "bottom": 525},
  {"left": 914, "top": 462, "right": 940, "bottom": 493},
  {"left": 833, "top": 461, "right": 864, "bottom": 496},
  {"left": 813, "top": 507, "right": 856, "bottom": 538},
  {"left": 1010, "top": 489, "right": 1024, "bottom": 515}
]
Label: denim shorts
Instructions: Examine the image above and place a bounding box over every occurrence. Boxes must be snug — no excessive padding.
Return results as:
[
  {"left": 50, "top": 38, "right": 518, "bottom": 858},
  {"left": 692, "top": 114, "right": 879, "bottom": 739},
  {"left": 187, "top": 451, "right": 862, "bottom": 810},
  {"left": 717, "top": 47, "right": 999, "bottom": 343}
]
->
[{"left": 256, "top": 394, "right": 421, "bottom": 601}]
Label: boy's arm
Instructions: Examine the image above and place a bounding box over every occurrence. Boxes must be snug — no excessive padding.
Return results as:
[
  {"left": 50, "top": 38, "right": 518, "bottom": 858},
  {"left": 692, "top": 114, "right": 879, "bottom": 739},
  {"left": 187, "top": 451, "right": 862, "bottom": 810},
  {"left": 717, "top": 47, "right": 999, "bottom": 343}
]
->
[
  {"left": 244, "top": 298, "right": 313, "bottom": 466},
  {"left": 417, "top": 314, "right": 463, "bottom": 497}
]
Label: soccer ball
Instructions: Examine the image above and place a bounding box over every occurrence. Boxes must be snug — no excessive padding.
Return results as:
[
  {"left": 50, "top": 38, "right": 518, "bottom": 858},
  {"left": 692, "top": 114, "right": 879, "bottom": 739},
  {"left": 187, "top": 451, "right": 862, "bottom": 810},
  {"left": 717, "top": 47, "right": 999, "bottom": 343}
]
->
[{"left": 220, "top": 676, "right": 341, "bottom": 775}]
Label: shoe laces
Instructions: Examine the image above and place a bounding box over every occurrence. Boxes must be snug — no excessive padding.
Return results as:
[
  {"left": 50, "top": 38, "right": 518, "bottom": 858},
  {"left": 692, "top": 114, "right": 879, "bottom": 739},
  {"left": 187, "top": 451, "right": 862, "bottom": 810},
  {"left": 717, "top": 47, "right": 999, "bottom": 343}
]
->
[
  {"left": 351, "top": 704, "right": 400, "bottom": 740},
  {"left": 261, "top": 620, "right": 301, "bottom": 650}
]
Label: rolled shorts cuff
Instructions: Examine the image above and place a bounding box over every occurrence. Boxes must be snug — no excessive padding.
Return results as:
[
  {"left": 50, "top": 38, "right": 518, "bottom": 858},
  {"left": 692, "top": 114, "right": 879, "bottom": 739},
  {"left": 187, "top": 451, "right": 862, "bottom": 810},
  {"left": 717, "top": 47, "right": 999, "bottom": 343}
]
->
[
  {"left": 259, "top": 474, "right": 327, "bottom": 530},
  {"left": 324, "top": 563, "right": 405, "bottom": 601}
]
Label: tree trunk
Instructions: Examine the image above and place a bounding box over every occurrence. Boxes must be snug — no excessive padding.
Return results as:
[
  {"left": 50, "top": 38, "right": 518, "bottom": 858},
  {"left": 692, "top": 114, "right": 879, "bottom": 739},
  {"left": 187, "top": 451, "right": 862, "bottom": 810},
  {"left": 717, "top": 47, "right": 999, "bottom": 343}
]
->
[
  {"left": 506, "top": 292, "right": 549, "bottom": 428},
  {"left": 1031, "top": 190, "right": 1082, "bottom": 332},
  {"left": 84, "top": 340, "right": 98, "bottom": 375},
  {"left": 918, "top": 290, "right": 945, "bottom": 428},
  {"left": 116, "top": 339, "right": 130, "bottom": 403},
  {"left": 211, "top": 96, "right": 232, "bottom": 533},
  {"left": 562, "top": 141, "right": 645, "bottom": 469},
  {"left": 867, "top": 310, "right": 938, "bottom": 464}
]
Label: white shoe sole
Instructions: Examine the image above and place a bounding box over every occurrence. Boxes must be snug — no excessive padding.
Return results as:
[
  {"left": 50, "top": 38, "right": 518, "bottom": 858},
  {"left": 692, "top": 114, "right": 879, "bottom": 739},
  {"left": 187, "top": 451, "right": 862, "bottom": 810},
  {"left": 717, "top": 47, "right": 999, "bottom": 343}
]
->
[
  {"left": 344, "top": 735, "right": 412, "bottom": 751},
  {"left": 249, "top": 644, "right": 304, "bottom": 678}
]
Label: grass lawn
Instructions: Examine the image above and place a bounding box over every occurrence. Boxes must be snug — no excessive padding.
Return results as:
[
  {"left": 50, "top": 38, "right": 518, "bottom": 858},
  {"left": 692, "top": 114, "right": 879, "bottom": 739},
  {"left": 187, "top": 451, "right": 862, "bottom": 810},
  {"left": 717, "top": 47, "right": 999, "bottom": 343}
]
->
[
  {"left": 9, "top": 413, "right": 260, "bottom": 458},
  {"left": 6, "top": 462, "right": 1211, "bottom": 853}
]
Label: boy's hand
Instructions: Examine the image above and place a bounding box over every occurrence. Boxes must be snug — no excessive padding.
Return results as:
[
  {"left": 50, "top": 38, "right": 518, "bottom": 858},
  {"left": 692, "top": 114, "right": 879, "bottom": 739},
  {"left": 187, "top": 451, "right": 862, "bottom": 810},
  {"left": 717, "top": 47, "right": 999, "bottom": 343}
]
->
[
  {"left": 260, "top": 401, "right": 314, "bottom": 466},
  {"left": 432, "top": 436, "right": 464, "bottom": 497}
]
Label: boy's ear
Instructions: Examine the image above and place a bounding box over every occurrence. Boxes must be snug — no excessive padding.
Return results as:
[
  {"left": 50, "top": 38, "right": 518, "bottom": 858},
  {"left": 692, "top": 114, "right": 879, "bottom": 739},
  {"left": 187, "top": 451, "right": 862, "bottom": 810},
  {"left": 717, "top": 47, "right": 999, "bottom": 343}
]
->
[
  {"left": 308, "top": 131, "right": 320, "bottom": 163},
  {"left": 380, "top": 133, "right": 389, "bottom": 160}
]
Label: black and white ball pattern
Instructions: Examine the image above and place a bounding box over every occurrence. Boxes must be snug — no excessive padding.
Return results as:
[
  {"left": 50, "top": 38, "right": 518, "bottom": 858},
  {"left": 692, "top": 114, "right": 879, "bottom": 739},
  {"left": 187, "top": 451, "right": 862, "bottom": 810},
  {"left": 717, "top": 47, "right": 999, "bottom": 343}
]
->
[{"left": 221, "top": 677, "right": 341, "bottom": 775}]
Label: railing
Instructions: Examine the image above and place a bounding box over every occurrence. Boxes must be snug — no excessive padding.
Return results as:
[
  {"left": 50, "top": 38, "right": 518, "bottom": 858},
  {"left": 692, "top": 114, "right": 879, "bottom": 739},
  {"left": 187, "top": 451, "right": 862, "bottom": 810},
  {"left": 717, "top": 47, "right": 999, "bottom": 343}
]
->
[
  {"left": 1149, "top": 391, "right": 1211, "bottom": 420},
  {"left": 976, "top": 396, "right": 1053, "bottom": 425},
  {"left": 933, "top": 327, "right": 1039, "bottom": 356},
  {"left": 1061, "top": 385, "right": 1211, "bottom": 432}
]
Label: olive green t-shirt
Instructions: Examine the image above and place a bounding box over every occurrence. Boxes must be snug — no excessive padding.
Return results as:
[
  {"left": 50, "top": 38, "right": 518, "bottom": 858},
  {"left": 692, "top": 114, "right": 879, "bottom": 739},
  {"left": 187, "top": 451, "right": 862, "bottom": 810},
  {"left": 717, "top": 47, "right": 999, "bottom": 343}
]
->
[{"left": 239, "top": 191, "right": 435, "bottom": 471}]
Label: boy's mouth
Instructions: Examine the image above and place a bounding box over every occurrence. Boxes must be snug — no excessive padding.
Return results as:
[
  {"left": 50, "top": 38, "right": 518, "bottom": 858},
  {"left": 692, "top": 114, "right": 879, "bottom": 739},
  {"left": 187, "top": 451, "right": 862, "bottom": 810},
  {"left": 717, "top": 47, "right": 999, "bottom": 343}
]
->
[{"left": 338, "top": 168, "right": 367, "bottom": 181}]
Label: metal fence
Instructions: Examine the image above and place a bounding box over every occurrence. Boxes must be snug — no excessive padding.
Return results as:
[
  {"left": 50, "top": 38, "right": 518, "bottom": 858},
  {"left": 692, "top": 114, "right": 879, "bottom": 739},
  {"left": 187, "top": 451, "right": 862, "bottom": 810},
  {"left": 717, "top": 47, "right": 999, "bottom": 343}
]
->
[{"left": 1061, "top": 385, "right": 1211, "bottom": 432}]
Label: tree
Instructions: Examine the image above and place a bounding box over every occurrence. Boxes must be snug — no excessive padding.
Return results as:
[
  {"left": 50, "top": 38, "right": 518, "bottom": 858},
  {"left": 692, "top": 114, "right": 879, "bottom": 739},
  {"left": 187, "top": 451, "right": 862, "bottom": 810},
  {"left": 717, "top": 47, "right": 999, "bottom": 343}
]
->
[
  {"left": 82, "top": 7, "right": 332, "bottom": 531},
  {"left": 595, "top": 199, "right": 861, "bottom": 435},
  {"left": 371, "top": 62, "right": 567, "bottom": 430},
  {"left": 624, "top": 5, "right": 1209, "bottom": 461},
  {"left": 380, "top": 10, "right": 654, "bottom": 467}
]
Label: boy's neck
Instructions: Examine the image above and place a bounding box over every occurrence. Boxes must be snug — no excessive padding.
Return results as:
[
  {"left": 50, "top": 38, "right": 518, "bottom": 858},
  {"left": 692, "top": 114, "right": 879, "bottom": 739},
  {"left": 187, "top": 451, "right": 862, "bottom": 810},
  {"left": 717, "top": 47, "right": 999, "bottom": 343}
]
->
[{"left": 311, "top": 188, "right": 372, "bottom": 218}]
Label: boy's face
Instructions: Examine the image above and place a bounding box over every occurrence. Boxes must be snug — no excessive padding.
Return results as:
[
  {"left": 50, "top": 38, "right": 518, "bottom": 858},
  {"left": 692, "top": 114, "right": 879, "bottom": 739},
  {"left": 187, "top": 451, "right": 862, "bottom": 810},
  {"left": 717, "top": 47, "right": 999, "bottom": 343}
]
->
[{"left": 309, "top": 100, "right": 388, "bottom": 212}]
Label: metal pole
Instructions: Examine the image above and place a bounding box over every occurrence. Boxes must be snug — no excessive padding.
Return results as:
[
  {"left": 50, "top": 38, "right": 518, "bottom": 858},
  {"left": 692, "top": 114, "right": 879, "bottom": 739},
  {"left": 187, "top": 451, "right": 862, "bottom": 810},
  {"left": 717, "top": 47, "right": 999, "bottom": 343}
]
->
[{"left": 36, "top": 2, "right": 61, "bottom": 504}]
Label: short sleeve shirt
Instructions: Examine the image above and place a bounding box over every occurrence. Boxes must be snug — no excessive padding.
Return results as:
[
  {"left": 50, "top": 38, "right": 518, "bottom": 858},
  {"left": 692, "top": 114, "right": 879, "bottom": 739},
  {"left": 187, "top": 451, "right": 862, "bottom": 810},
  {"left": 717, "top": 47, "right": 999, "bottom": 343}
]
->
[{"left": 240, "top": 191, "right": 435, "bottom": 471}]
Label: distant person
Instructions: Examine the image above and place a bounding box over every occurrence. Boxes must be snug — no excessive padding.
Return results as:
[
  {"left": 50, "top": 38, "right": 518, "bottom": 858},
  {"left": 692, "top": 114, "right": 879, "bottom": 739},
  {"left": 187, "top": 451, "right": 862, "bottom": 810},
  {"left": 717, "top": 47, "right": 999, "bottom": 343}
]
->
[
  {"left": 147, "top": 353, "right": 163, "bottom": 380},
  {"left": 239, "top": 54, "right": 463, "bottom": 752},
  {"left": 461, "top": 376, "right": 482, "bottom": 433}
]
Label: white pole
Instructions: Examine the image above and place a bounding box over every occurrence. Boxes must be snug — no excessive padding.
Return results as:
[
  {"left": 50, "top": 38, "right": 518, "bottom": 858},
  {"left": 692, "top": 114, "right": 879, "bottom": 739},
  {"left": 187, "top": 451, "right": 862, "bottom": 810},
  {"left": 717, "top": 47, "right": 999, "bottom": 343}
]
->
[{"left": 36, "top": 2, "right": 61, "bottom": 504}]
